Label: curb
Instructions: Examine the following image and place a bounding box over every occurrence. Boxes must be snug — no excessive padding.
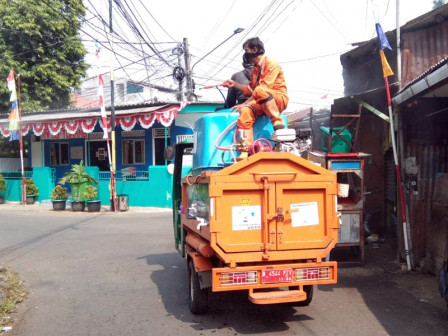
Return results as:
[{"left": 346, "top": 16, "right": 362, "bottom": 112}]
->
[{"left": 0, "top": 202, "right": 172, "bottom": 214}]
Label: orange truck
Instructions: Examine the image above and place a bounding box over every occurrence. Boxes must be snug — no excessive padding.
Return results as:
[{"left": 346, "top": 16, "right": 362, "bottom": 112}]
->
[{"left": 170, "top": 112, "right": 339, "bottom": 314}]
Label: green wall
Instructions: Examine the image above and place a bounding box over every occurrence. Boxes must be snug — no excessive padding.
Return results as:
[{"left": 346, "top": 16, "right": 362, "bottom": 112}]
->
[
  {"left": 98, "top": 166, "right": 173, "bottom": 208},
  {"left": 1, "top": 166, "right": 174, "bottom": 208},
  {"left": 1, "top": 168, "right": 53, "bottom": 202}
]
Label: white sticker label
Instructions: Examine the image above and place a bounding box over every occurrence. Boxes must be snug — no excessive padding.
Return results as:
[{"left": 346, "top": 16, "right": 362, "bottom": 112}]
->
[
  {"left": 290, "top": 202, "right": 319, "bottom": 227},
  {"left": 232, "top": 205, "right": 261, "bottom": 231}
]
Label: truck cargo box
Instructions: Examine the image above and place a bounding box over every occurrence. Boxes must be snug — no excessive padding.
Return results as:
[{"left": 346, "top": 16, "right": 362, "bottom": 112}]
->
[{"left": 183, "top": 152, "right": 339, "bottom": 264}]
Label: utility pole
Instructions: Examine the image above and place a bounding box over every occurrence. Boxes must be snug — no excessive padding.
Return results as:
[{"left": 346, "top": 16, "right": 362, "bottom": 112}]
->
[
  {"left": 183, "top": 29, "right": 244, "bottom": 102},
  {"left": 109, "top": 0, "right": 117, "bottom": 211},
  {"left": 183, "top": 38, "right": 192, "bottom": 101},
  {"left": 396, "top": 0, "right": 401, "bottom": 90}
]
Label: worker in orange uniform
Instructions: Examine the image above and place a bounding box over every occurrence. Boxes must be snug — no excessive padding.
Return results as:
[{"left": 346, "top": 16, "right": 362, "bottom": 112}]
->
[{"left": 221, "top": 37, "right": 288, "bottom": 156}]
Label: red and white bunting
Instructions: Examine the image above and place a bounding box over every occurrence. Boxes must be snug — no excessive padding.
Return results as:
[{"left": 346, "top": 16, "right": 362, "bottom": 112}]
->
[
  {"left": 0, "top": 125, "right": 10, "bottom": 137},
  {"left": 21, "top": 124, "right": 31, "bottom": 136},
  {"left": 0, "top": 104, "right": 182, "bottom": 137},
  {"left": 158, "top": 107, "right": 178, "bottom": 127},
  {"left": 80, "top": 119, "right": 97, "bottom": 133},
  {"left": 139, "top": 113, "right": 157, "bottom": 129},
  {"left": 48, "top": 121, "right": 63, "bottom": 136},
  {"left": 32, "top": 123, "right": 45, "bottom": 136},
  {"left": 99, "top": 117, "right": 113, "bottom": 133},
  {"left": 64, "top": 120, "right": 79, "bottom": 134},
  {"left": 120, "top": 115, "right": 137, "bottom": 131}
]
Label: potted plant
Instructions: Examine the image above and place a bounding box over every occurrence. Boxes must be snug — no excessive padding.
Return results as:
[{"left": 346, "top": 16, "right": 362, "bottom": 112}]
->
[
  {"left": 0, "top": 173, "right": 6, "bottom": 204},
  {"left": 25, "top": 178, "right": 39, "bottom": 204},
  {"left": 50, "top": 185, "right": 68, "bottom": 211},
  {"left": 83, "top": 185, "right": 101, "bottom": 212},
  {"left": 58, "top": 160, "right": 98, "bottom": 211}
]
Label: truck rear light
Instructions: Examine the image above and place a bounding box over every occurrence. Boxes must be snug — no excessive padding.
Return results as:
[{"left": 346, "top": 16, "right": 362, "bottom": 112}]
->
[
  {"left": 220, "top": 271, "right": 258, "bottom": 285},
  {"left": 294, "top": 267, "right": 330, "bottom": 281}
]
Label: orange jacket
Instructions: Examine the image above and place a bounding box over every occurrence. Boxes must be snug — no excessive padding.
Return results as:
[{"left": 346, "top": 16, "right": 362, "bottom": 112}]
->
[{"left": 242, "top": 55, "right": 288, "bottom": 106}]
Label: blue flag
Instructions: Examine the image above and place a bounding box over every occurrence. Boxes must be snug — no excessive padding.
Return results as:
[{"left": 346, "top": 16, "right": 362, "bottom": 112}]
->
[{"left": 375, "top": 23, "right": 392, "bottom": 50}]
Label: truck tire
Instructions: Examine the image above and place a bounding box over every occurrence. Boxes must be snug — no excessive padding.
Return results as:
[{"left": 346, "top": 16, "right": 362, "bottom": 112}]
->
[
  {"left": 289, "top": 285, "right": 314, "bottom": 306},
  {"left": 188, "top": 260, "right": 208, "bottom": 314}
]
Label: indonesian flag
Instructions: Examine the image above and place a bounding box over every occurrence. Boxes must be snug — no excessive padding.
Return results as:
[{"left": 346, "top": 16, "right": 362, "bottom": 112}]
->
[{"left": 98, "top": 75, "right": 108, "bottom": 139}]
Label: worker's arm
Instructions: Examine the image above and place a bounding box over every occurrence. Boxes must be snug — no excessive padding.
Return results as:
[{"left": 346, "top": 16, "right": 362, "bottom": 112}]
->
[{"left": 221, "top": 79, "right": 245, "bottom": 92}]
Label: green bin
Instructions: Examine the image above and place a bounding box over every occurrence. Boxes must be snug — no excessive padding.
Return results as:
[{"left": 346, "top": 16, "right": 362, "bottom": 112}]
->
[{"left": 320, "top": 126, "right": 352, "bottom": 153}]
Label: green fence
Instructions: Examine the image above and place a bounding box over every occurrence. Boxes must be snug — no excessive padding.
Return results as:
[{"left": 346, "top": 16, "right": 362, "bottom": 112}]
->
[
  {"left": 0, "top": 168, "right": 55, "bottom": 202},
  {"left": 0, "top": 166, "right": 176, "bottom": 208},
  {"left": 98, "top": 166, "right": 173, "bottom": 208}
]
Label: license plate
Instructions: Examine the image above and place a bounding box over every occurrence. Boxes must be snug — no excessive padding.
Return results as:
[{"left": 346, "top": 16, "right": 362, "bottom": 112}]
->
[{"left": 261, "top": 269, "right": 293, "bottom": 284}]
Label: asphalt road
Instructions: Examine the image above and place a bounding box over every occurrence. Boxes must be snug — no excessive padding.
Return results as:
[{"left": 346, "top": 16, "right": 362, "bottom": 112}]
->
[{"left": 0, "top": 209, "right": 447, "bottom": 336}]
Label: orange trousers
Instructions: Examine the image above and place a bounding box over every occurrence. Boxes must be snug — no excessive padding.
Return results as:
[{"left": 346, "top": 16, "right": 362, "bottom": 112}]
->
[{"left": 237, "top": 86, "right": 288, "bottom": 129}]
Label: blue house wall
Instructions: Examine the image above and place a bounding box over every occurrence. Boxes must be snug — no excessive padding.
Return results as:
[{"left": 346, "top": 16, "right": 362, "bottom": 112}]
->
[{"left": 28, "top": 103, "right": 222, "bottom": 206}]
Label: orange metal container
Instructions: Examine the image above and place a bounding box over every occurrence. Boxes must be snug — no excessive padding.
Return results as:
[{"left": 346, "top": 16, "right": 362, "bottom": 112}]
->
[{"left": 182, "top": 151, "right": 339, "bottom": 304}]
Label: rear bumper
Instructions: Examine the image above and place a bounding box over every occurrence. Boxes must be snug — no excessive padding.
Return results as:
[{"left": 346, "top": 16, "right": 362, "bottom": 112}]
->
[
  {"left": 249, "top": 287, "right": 307, "bottom": 304},
  {"left": 212, "top": 261, "right": 337, "bottom": 292}
]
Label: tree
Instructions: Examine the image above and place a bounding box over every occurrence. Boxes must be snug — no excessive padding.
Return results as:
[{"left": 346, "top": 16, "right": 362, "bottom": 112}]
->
[
  {"left": 433, "top": 0, "right": 447, "bottom": 9},
  {"left": 0, "top": 0, "right": 88, "bottom": 112}
]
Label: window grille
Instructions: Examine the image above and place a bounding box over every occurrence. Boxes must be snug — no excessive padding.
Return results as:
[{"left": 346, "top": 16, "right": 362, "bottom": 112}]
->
[
  {"left": 153, "top": 128, "right": 170, "bottom": 138},
  {"left": 176, "top": 134, "right": 194, "bottom": 143},
  {"left": 89, "top": 132, "right": 105, "bottom": 140},
  {"left": 122, "top": 130, "right": 145, "bottom": 138}
]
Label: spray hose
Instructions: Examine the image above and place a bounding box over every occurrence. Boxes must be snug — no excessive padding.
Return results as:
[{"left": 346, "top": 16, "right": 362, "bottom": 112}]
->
[{"left": 214, "top": 120, "right": 238, "bottom": 151}]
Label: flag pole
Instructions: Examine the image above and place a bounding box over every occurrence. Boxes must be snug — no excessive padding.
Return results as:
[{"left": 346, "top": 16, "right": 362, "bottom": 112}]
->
[
  {"left": 17, "top": 74, "right": 26, "bottom": 205},
  {"left": 383, "top": 76, "right": 411, "bottom": 271},
  {"left": 375, "top": 19, "right": 412, "bottom": 271}
]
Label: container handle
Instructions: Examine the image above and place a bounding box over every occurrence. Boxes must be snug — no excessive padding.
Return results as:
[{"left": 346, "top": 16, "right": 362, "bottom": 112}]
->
[{"left": 251, "top": 172, "right": 297, "bottom": 182}]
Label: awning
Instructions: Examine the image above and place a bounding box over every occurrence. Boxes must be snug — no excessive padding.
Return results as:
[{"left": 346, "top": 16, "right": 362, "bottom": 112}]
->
[
  {"left": 393, "top": 57, "right": 448, "bottom": 106},
  {"left": 0, "top": 104, "right": 181, "bottom": 138}
]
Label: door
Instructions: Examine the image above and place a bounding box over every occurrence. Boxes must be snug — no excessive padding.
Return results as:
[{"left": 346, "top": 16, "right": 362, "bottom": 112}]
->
[
  {"left": 214, "top": 185, "right": 272, "bottom": 253},
  {"left": 89, "top": 141, "right": 109, "bottom": 171},
  {"left": 275, "top": 180, "right": 337, "bottom": 251}
]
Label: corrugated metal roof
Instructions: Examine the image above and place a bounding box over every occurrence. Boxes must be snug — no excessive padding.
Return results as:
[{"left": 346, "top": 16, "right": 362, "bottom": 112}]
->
[
  {"left": 393, "top": 57, "right": 448, "bottom": 105},
  {"left": 341, "top": 4, "right": 448, "bottom": 60}
]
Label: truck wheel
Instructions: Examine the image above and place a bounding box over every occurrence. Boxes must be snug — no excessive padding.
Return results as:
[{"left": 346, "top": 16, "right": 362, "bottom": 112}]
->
[
  {"left": 289, "top": 285, "right": 313, "bottom": 306},
  {"left": 188, "top": 260, "right": 208, "bottom": 314}
]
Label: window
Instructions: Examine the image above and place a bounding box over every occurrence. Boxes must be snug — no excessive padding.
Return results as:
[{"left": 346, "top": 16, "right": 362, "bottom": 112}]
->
[
  {"left": 127, "top": 82, "right": 143, "bottom": 94},
  {"left": 50, "top": 142, "right": 69, "bottom": 166},
  {"left": 122, "top": 139, "right": 145, "bottom": 164},
  {"left": 153, "top": 128, "right": 170, "bottom": 165}
]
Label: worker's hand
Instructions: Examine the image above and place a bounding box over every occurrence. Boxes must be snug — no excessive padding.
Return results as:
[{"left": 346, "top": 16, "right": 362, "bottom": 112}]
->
[
  {"left": 220, "top": 80, "right": 235, "bottom": 88},
  {"left": 231, "top": 104, "right": 244, "bottom": 113}
]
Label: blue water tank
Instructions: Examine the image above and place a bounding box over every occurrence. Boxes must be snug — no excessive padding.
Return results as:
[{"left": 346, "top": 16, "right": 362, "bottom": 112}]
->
[{"left": 192, "top": 109, "right": 287, "bottom": 173}]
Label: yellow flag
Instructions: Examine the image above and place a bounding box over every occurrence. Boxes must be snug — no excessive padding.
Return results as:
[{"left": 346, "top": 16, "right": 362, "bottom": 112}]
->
[{"left": 380, "top": 50, "right": 394, "bottom": 78}]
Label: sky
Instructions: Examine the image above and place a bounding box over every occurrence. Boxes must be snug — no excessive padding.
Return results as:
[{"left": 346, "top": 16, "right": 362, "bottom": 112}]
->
[{"left": 82, "top": 0, "right": 436, "bottom": 112}]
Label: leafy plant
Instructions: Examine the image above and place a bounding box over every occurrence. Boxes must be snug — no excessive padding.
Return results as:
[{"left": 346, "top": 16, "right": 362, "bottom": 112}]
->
[
  {"left": 58, "top": 160, "right": 98, "bottom": 201},
  {"left": 50, "top": 185, "right": 68, "bottom": 200},
  {"left": 59, "top": 160, "right": 98, "bottom": 185},
  {"left": 25, "top": 178, "right": 38, "bottom": 196},
  {"left": 82, "top": 185, "right": 98, "bottom": 201},
  {"left": 0, "top": 173, "right": 6, "bottom": 194}
]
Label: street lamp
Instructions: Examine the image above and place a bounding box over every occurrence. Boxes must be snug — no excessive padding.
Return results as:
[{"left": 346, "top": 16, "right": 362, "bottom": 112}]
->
[{"left": 185, "top": 28, "right": 244, "bottom": 101}]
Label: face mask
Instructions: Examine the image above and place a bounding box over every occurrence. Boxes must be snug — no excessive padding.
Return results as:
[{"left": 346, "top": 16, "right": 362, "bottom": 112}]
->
[{"left": 243, "top": 52, "right": 258, "bottom": 64}]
